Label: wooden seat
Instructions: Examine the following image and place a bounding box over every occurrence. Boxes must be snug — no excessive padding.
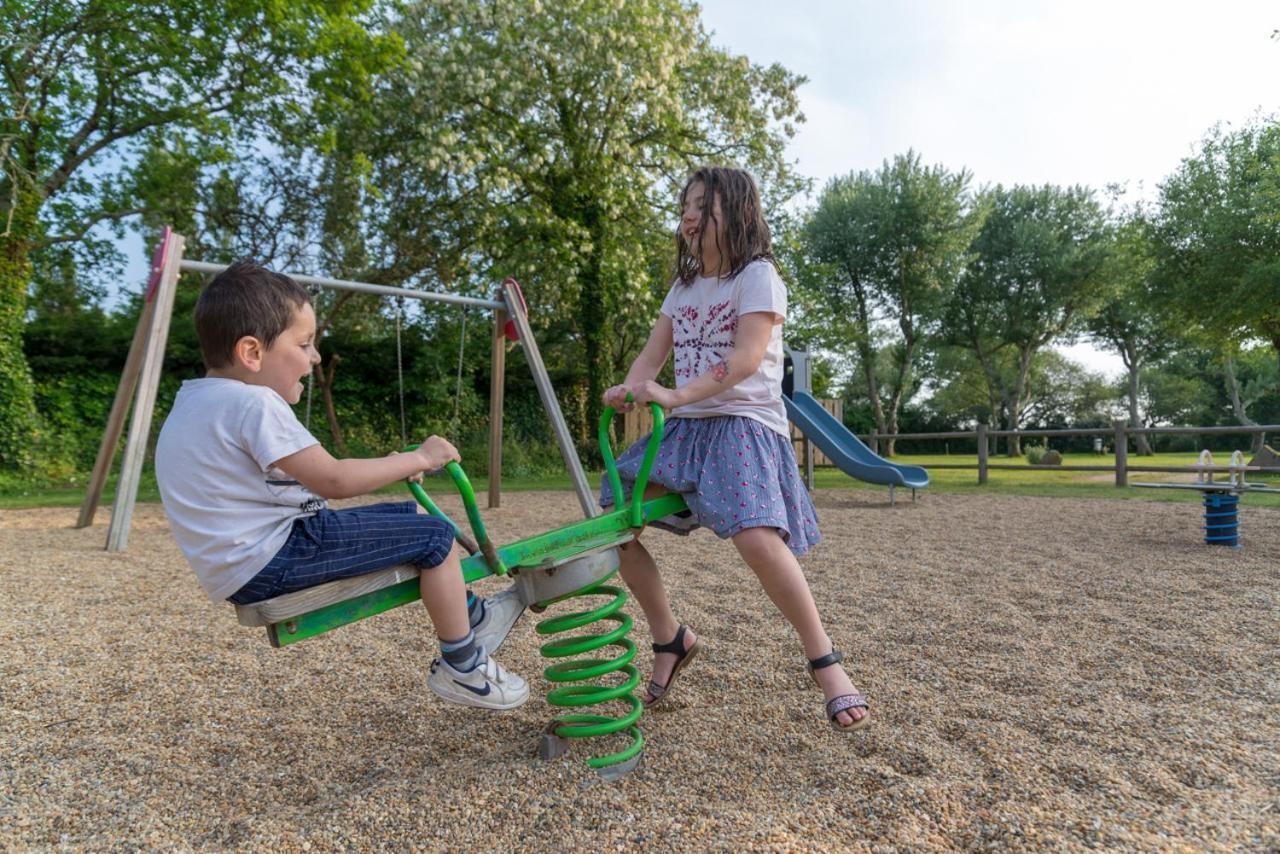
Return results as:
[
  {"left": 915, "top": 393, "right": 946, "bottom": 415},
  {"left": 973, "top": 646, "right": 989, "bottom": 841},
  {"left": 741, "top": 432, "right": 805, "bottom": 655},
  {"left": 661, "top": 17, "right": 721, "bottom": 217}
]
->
[
  {"left": 231, "top": 527, "right": 646, "bottom": 647},
  {"left": 232, "top": 564, "right": 419, "bottom": 628}
]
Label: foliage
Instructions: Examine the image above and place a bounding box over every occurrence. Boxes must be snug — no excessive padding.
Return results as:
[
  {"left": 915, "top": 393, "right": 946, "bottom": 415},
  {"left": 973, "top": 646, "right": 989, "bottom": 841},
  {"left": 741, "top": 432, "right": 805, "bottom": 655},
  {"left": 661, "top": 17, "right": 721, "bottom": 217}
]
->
[
  {"left": 798, "top": 151, "right": 975, "bottom": 453},
  {"left": 1085, "top": 207, "right": 1181, "bottom": 453},
  {"left": 0, "top": 0, "right": 395, "bottom": 471},
  {"left": 314, "top": 0, "right": 806, "bottom": 444},
  {"left": 942, "top": 183, "right": 1111, "bottom": 452},
  {"left": 1152, "top": 117, "right": 1280, "bottom": 388}
]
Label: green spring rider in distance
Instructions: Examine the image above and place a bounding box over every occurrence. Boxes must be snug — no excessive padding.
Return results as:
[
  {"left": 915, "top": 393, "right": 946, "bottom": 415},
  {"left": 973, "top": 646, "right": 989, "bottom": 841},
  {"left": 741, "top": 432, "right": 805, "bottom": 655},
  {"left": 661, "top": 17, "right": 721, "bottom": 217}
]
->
[{"left": 405, "top": 397, "right": 686, "bottom": 779}]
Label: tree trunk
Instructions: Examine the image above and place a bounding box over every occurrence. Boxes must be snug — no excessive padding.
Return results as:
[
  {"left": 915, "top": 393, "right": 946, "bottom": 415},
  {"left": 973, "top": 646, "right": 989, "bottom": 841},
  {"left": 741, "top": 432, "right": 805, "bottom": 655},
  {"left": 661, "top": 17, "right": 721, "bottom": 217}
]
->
[
  {"left": 0, "top": 195, "right": 41, "bottom": 472},
  {"left": 1224, "top": 355, "right": 1264, "bottom": 456},
  {"left": 317, "top": 354, "right": 348, "bottom": 456},
  {"left": 1125, "top": 341, "right": 1153, "bottom": 455},
  {"left": 986, "top": 400, "right": 1002, "bottom": 456},
  {"left": 884, "top": 337, "right": 919, "bottom": 459},
  {"left": 1006, "top": 347, "right": 1036, "bottom": 457},
  {"left": 579, "top": 208, "right": 607, "bottom": 449},
  {"left": 857, "top": 340, "right": 887, "bottom": 438}
]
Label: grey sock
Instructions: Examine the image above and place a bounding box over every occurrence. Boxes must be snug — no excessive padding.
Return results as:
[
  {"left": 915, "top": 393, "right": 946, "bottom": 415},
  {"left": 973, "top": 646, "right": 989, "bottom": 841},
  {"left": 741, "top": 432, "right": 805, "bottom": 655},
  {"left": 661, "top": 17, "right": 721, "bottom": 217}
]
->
[{"left": 440, "top": 630, "right": 481, "bottom": 672}]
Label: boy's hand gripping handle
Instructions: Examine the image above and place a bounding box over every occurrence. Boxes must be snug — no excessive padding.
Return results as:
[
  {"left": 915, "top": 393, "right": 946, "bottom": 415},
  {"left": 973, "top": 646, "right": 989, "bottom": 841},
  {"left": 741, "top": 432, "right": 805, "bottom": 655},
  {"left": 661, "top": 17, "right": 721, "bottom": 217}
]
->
[{"left": 404, "top": 454, "right": 507, "bottom": 576}]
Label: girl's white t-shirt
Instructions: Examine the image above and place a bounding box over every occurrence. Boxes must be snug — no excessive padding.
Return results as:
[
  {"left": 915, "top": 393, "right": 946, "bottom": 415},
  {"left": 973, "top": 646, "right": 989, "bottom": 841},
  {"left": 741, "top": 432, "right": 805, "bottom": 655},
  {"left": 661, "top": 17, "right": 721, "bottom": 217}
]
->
[{"left": 660, "top": 259, "right": 789, "bottom": 436}]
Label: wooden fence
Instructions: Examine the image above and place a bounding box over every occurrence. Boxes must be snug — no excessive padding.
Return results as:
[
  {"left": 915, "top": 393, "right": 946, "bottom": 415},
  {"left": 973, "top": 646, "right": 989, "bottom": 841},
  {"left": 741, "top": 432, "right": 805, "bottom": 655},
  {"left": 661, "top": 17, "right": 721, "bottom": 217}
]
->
[
  {"left": 623, "top": 410, "right": 1280, "bottom": 486},
  {"left": 872, "top": 422, "right": 1280, "bottom": 486},
  {"left": 622, "top": 398, "right": 845, "bottom": 466}
]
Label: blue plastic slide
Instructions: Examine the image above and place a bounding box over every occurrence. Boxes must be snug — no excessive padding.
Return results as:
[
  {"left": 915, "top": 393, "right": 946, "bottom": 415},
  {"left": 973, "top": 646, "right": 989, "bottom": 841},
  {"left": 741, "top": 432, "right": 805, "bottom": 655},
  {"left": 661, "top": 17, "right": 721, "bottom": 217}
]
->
[{"left": 784, "top": 391, "right": 929, "bottom": 490}]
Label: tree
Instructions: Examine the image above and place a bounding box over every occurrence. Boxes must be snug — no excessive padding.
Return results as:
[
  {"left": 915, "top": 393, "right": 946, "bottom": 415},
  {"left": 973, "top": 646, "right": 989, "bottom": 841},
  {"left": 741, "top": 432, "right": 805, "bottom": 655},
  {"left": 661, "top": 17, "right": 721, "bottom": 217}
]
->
[
  {"left": 801, "top": 151, "right": 975, "bottom": 454},
  {"left": 1019, "top": 350, "right": 1116, "bottom": 430},
  {"left": 0, "top": 0, "right": 392, "bottom": 471},
  {"left": 943, "top": 184, "right": 1110, "bottom": 454},
  {"left": 329, "top": 0, "right": 806, "bottom": 443},
  {"left": 1086, "top": 210, "right": 1177, "bottom": 454},
  {"left": 1152, "top": 117, "right": 1280, "bottom": 400}
]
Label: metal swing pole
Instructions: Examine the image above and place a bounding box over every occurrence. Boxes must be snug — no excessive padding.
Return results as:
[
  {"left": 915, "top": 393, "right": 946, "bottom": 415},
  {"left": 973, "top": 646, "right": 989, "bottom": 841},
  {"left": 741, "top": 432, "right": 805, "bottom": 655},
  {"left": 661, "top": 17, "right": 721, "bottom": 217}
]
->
[{"left": 501, "top": 278, "right": 597, "bottom": 518}]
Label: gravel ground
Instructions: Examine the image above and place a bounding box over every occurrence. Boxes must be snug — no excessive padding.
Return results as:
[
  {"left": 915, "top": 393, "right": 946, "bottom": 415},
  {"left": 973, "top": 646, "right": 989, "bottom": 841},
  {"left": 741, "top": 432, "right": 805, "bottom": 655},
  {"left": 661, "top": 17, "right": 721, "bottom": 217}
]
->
[{"left": 2, "top": 490, "right": 1277, "bottom": 850}]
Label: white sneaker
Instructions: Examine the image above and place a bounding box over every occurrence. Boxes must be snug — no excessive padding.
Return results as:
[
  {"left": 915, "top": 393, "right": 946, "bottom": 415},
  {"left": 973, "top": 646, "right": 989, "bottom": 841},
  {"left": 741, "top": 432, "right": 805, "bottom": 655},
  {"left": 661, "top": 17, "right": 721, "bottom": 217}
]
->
[
  {"left": 471, "top": 587, "right": 525, "bottom": 655},
  {"left": 428, "top": 651, "right": 529, "bottom": 711}
]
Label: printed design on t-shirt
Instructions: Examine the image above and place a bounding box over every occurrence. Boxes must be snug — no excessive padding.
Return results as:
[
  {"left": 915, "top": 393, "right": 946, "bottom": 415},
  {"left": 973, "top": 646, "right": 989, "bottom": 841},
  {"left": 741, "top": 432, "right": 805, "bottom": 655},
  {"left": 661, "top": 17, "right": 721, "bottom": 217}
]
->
[
  {"left": 264, "top": 466, "right": 324, "bottom": 512},
  {"left": 672, "top": 299, "right": 737, "bottom": 380}
]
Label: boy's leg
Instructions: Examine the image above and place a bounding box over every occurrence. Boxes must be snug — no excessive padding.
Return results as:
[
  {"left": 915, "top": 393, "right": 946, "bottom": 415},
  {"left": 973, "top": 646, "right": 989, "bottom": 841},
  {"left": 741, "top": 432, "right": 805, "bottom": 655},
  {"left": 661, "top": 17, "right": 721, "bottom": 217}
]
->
[
  {"left": 415, "top": 534, "right": 529, "bottom": 710},
  {"left": 730, "top": 526, "right": 866, "bottom": 728},
  {"left": 417, "top": 542, "right": 469, "bottom": 640}
]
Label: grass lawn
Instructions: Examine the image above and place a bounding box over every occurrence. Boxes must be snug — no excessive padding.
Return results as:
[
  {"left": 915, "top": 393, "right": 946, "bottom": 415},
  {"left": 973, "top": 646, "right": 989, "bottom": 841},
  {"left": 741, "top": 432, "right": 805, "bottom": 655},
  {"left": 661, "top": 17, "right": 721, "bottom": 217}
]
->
[
  {"left": 809, "top": 451, "right": 1280, "bottom": 507},
  {"left": 5, "top": 451, "right": 1278, "bottom": 510}
]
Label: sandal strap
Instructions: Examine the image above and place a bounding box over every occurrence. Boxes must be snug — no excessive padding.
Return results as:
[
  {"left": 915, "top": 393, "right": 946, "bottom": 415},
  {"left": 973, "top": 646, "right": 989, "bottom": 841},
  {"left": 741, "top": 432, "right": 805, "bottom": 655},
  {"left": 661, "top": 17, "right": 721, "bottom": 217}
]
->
[
  {"left": 652, "top": 625, "right": 689, "bottom": 657},
  {"left": 807, "top": 649, "right": 843, "bottom": 673},
  {"left": 826, "top": 693, "right": 869, "bottom": 720}
]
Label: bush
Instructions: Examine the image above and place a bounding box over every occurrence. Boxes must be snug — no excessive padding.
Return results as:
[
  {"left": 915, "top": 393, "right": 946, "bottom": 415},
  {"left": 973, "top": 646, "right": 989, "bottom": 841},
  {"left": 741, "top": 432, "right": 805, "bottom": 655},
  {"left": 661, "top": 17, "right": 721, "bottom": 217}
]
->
[{"left": 1025, "top": 443, "right": 1047, "bottom": 465}]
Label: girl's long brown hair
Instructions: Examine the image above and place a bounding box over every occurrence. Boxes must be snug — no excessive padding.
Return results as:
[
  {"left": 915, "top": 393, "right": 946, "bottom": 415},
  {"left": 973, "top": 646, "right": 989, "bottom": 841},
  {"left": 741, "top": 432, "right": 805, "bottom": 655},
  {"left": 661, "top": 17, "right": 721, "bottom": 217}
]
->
[{"left": 675, "top": 166, "right": 774, "bottom": 285}]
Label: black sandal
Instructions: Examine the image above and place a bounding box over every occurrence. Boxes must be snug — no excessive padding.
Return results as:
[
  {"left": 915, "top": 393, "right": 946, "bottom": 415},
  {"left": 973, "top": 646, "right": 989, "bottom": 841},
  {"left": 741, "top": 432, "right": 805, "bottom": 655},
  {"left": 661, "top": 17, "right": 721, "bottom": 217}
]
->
[
  {"left": 642, "top": 625, "right": 702, "bottom": 708},
  {"left": 807, "top": 649, "right": 871, "bottom": 732}
]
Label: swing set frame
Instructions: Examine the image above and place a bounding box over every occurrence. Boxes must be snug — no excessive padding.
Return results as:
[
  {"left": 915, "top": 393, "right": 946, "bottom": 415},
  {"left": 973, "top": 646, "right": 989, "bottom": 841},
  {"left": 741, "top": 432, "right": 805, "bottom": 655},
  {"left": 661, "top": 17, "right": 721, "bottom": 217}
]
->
[{"left": 76, "top": 226, "right": 600, "bottom": 551}]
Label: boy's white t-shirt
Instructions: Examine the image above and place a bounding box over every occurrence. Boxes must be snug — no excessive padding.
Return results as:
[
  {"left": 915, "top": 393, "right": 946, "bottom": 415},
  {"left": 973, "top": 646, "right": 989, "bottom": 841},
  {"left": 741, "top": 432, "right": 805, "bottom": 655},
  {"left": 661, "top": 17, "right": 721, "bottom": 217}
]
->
[
  {"left": 660, "top": 258, "right": 790, "bottom": 436},
  {"left": 155, "top": 378, "right": 326, "bottom": 602}
]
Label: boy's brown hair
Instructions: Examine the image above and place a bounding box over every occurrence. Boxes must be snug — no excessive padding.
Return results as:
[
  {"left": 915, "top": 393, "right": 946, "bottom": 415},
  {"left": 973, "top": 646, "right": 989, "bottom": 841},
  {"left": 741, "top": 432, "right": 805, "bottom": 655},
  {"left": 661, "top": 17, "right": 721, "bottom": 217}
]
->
[
  {"left": 194, "top": 260, "right": 311, "bottom": 369},
  {"left": 675, "top": 166, "right": 775, "bottom": 285}
]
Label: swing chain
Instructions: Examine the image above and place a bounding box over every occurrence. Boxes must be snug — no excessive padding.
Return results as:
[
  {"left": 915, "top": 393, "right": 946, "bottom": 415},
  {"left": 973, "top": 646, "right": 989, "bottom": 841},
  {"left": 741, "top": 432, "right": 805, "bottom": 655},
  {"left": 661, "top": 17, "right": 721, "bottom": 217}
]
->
[
  {"left": 304, "top": 283, "right": 323, "bottom": 430},
  {"left": 452, "top": 305, "right": 468, "bottom": 430},
  {"left": 395, "top": 296, "right": 407, "bottom": 448}
]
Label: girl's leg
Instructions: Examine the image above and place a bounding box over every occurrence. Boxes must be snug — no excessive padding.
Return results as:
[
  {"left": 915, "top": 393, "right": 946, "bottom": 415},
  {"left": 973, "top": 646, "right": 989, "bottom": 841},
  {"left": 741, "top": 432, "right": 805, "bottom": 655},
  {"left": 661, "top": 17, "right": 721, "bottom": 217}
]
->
[
  {"left": 615, "top": 484, "right": 698, "bottom": 701},
  {"left": 731, "top": 526, "right": 866, "bottom": 728}
]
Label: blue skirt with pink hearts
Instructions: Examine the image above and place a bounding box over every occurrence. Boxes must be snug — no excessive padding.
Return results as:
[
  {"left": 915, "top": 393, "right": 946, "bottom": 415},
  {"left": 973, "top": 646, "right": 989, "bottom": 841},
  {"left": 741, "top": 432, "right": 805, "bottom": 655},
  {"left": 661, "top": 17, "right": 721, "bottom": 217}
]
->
[{"left": 599, "top": 415, "right": 821, "bottom": 556}]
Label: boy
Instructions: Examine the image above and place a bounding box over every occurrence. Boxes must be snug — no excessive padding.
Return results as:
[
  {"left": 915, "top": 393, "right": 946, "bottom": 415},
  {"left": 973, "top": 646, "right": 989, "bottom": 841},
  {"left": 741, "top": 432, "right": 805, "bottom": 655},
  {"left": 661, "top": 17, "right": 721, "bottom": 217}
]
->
[{"left": 156, "top": 260, "right": 527, "bottom": 710}]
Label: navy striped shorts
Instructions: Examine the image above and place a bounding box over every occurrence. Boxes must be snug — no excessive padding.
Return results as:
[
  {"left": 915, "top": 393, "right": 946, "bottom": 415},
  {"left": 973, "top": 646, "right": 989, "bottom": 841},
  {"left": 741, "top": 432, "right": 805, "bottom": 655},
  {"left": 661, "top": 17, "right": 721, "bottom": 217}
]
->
[{"left": 228, "top": 501, "right": 456, "bottom": 605}]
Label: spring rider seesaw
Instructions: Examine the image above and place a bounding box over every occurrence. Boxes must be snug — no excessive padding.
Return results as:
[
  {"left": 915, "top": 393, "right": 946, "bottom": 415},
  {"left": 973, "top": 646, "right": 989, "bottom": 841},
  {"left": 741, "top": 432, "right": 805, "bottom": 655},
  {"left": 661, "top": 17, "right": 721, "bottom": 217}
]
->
[
  {"left": 1132, "top": 450, "right": 1280, "bottom": 548},
  {"left": 232, "top": 397, "right": 686, "bottom": 780}
]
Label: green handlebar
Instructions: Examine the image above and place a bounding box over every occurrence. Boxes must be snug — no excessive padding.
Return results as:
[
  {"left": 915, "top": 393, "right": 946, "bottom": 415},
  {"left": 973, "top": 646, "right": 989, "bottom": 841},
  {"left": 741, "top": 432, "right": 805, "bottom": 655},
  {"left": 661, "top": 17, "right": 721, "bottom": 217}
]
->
[
  {"left": 599, "top": 395, "right": 666, "bottom": 528},
  {"left": 403, "top": 454, "right": 507, "bottom": 576},
  {"left": 404, "top": 392, "right": 665, "bottom": 571}
]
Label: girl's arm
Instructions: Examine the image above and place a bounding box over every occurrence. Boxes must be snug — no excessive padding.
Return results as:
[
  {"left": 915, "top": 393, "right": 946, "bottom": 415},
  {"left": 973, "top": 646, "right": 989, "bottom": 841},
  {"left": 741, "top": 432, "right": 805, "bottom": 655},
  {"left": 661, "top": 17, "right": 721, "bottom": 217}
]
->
[
  {"left": 272, "top": 436, "right": 460, "bottom": 500},
  {"left": 628, "top": 311, "right": 778, "bottom": 409},
  {"left": 603, "top": 314, "right": 674, "bottom": 408}
]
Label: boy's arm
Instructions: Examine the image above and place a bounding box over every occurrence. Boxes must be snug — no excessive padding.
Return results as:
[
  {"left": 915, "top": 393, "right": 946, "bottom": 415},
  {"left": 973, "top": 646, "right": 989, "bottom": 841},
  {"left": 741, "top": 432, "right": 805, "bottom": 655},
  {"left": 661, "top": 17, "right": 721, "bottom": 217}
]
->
[
  {"left": 629, "top": 311, "right": 777, "bottom": 409},
  {"left": 274, "top": 437, "right": 459, "bottom": 500}
]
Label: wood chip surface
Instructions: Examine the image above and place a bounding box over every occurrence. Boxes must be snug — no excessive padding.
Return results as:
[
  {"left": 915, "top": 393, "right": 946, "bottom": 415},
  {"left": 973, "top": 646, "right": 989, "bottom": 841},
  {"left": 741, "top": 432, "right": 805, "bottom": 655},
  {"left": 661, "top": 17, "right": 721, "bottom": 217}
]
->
[{"left": 2, "top": 490, "right": 1277, "bottom": 850}]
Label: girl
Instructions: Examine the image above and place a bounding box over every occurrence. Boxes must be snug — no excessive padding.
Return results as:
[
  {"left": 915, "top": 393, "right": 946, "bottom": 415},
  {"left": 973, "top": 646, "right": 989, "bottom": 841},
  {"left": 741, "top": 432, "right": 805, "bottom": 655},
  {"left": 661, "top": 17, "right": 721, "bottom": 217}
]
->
[{"left": 601, "top": 166, "right": 870, "bottom": 732}]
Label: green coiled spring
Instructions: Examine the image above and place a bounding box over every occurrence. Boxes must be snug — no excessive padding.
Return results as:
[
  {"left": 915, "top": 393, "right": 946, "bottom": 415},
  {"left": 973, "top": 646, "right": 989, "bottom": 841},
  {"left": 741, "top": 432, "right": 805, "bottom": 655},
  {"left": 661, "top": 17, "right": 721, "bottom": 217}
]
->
[{"left": 534, "top": 397, "right": 663, "bottom": 770}]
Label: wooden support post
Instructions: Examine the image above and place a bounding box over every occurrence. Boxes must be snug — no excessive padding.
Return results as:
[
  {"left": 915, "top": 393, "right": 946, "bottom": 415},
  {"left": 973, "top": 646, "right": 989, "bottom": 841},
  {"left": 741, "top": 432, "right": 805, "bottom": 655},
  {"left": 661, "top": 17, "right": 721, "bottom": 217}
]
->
[
  {"left": 76, "top": 298, "right": 156, "bottom": 528},
  {"left": 1114, "top": 419, "right": 1128, "bottom": 488},
  {"left": 488, "top": 304, "right": 506, "bottom": 509},
  {"left": 977, "top": 423, "right": 989, "bottom": 485},
  {"left": 105, "top": 233, "right": 185, "bottom": 552},
  {"left": 77, "top": 229, "right": 173, "bottom": 528}
]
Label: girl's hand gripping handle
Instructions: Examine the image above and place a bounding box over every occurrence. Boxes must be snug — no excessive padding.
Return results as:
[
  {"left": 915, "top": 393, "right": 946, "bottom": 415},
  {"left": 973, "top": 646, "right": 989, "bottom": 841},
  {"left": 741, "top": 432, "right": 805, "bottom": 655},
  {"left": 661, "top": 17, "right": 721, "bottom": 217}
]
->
[{"left": 599, "top": 393, "right": 665, "bottom": 529}]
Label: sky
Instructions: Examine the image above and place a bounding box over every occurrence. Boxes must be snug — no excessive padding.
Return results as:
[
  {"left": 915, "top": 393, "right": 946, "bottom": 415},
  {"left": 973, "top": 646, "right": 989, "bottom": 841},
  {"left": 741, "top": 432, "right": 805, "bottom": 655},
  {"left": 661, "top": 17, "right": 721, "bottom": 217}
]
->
[
  {"left": 695, "top": 0, "right": 1280, "bottom": 377},
  {"left": 111, "top": 2, "right": 1280, "bottom": 378}
]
